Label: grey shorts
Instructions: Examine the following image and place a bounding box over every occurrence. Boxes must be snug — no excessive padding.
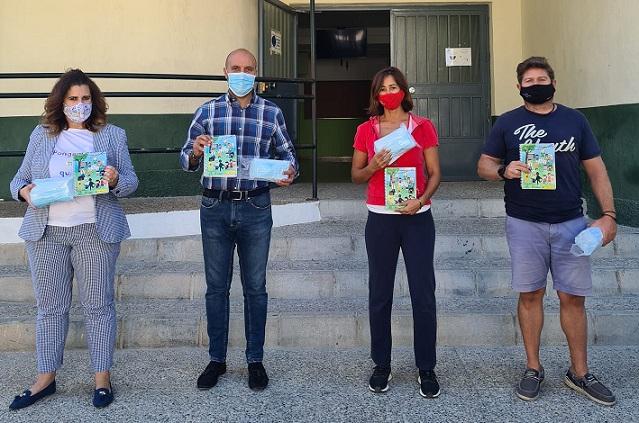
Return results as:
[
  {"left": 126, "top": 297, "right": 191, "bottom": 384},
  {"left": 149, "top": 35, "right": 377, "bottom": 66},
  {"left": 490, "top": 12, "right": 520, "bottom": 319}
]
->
[{"left": 506, "top": 215, "right": 592, "bottom": 296}]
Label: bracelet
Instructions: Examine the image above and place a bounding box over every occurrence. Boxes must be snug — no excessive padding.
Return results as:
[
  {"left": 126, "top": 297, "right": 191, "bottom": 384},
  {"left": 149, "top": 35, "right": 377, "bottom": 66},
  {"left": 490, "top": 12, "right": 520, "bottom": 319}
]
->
[
  {"left": 602, "top": 212, "right": 617, "bottom": 222},
  {"left": 602, "top": 209, "right": 617, "bottom": 215},
  {"left": 418, "top": 199, "right": 423, "bottom": 208}
]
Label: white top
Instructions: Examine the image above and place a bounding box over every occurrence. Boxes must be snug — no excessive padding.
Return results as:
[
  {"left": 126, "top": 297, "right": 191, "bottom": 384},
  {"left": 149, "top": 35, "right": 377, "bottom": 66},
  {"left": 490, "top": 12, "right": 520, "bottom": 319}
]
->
[
  {"left": 367, "top": 115, "right": 430, "bottom": 215},
  {"left": 47, "top": 129, "right": 97, "bottom": 227},
  {"left": 366, "top": 203, "right": 431, "bottom": 215}
]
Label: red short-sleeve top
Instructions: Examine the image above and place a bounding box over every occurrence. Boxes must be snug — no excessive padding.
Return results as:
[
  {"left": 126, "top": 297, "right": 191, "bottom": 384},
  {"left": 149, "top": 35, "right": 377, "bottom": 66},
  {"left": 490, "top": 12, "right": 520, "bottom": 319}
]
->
[{"left": 353, "top": 113, "right": 439, "bottom": 206}]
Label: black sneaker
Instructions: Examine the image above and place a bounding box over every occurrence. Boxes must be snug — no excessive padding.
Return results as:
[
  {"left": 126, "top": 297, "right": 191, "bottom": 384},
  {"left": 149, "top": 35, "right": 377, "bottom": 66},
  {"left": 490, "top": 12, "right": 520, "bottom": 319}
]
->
[
  {"left": 368, "top": 366, "right": 392, "bottom": 393},
  {"left": 516, "top": 367, "right": 545, "bottom": 401},
  {"left": 197, "top": 361, "right": 226, "bottom": 390},
  {"left": 564, "top": 369, "right": 616, "bottom": 406},
  {"left": 248, "top": 362, "right": 269, "bottom": 391},
  {"left": 418, "top": 370, "right": 440, "bottom": 398}
]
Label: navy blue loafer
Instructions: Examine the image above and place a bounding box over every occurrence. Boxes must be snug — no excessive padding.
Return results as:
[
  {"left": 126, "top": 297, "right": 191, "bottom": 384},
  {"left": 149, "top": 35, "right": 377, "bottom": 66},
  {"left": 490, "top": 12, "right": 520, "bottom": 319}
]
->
[
  {"left": 9, "top": 380, "right": 56, "bottom": 410},
  {"left": 93, "top": 385, "right": 114, "bottom": 408}
]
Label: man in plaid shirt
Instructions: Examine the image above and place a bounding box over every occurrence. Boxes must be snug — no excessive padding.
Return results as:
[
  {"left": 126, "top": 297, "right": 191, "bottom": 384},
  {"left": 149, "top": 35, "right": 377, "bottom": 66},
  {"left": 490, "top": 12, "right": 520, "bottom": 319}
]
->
[{"left": 180, "top": 48, "right": 297, "bottom": 392}]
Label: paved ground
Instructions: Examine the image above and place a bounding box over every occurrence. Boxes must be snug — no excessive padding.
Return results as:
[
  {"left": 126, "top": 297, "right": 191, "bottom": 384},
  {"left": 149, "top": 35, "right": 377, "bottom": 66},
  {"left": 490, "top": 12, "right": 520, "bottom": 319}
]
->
[{"left": 1, "top": 346, "right": 637, "bottom": 423}]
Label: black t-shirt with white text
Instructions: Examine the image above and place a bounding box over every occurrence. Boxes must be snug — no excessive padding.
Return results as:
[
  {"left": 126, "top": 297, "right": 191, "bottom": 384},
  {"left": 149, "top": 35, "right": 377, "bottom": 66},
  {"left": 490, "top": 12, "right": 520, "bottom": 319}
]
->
[{"left": 482, "top": 104, "right": 601, "bottom": 223}]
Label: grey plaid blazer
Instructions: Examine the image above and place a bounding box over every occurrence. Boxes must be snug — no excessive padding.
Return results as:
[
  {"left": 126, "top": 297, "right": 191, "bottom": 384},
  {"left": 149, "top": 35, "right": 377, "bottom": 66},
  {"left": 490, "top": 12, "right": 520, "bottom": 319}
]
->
[{"left": 10, "top": 124, "right": 138, "bottom": 243}]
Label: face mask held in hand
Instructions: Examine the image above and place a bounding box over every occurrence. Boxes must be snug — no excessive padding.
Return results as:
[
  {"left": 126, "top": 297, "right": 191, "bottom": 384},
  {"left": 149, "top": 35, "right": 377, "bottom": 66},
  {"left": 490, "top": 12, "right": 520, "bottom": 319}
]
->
[
  {"left": 570, "top": 227, "right": 603, "bottom": 257},
  {"left": 378, "top": 90, "right": 405, "bottom": 111},
  {"left": 519, "top": 83, "right": 555, "bottom": 105},
  {"left": 63, "top": 102, "right": 92, "bottom": 123},
  {"left": 227, "top": 72, "right": 256, "bottom": 97}
]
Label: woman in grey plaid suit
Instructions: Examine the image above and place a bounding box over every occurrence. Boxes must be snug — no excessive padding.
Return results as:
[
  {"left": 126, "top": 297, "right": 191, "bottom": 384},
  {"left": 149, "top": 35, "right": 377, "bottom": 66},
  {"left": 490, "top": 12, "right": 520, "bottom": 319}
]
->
[{"left": 8, "top": 69, "right": 138, "bottom": 410}]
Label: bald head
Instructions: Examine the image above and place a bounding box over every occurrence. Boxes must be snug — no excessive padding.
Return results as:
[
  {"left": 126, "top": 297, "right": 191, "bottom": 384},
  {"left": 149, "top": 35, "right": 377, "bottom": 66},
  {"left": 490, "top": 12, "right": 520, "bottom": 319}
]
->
[{"left": 225, "top": 48, "right": 257, "bottom": 71}]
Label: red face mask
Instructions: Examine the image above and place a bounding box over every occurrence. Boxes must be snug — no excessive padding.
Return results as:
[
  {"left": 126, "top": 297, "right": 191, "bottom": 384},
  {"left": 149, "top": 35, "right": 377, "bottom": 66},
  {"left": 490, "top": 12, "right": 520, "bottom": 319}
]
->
[{"left": 378, "top": 90, "right": 405, "bottom": 110}]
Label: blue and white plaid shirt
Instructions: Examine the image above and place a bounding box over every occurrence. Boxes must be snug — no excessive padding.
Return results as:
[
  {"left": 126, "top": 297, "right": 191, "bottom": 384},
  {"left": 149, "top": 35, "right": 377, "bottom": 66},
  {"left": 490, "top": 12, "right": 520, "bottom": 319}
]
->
[{"left": 180, "top": 92, "right": 298, "bottom": 191}]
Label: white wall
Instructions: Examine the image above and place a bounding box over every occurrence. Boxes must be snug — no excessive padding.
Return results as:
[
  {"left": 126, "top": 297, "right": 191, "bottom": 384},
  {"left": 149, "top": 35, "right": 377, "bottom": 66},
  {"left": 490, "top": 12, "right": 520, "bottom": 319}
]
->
[
  {"left": 522, "top": 0, "right": 639, "bottom": 108},
  {"left": 0, "top": 0, "right": 259, "bottom": 116}
]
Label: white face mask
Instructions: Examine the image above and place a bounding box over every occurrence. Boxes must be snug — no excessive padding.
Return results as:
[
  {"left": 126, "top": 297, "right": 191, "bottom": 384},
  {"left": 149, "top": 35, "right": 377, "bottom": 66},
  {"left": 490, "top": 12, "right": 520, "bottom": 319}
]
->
[{"left": 63, "top": 102, "right": 92, "bottom": 123}]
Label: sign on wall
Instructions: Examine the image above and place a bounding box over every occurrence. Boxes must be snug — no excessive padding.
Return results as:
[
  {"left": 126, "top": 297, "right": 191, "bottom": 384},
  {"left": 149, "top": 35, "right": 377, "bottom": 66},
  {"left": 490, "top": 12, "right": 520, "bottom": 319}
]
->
[
  {"left": 445, "top": 47, "right": 472, "bottom": 66},
  {"left": 270, "top": 29, "right": 282, "bottom": 55}
]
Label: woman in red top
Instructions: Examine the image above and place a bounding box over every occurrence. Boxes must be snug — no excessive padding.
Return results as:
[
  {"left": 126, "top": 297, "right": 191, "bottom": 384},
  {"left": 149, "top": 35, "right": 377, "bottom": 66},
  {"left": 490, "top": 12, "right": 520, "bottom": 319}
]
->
[{"left": 352, "top": 66, "right": 441, "bottom": 398}]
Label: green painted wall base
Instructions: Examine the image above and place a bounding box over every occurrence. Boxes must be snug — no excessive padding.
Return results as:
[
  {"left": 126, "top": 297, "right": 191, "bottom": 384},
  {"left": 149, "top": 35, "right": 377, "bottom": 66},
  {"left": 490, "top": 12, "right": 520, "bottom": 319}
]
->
[
  {"left": 580, "top": 104, "right": 639, "bottom": 227},
  {"left": 0, "top": 114, "right": 363, "bottom": 199},
  {"left": 2, "top": 104, "right": 638, "bottom": 228},
  {"left": 0, "top": 115, "right": 202, "bottom": 199}
]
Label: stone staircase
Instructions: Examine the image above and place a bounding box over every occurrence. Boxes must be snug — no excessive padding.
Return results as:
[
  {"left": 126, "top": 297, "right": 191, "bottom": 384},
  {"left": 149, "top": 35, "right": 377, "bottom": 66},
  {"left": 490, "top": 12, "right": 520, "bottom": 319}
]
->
[{"left": 1, "top": 183, "right": 638, "bottom": 352}]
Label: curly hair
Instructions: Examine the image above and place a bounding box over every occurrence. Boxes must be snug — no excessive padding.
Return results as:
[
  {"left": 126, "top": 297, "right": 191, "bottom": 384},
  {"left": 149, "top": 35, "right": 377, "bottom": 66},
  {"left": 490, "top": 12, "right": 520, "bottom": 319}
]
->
[{"left": 42, "top": 69, "right": 108, "bottom": 135}]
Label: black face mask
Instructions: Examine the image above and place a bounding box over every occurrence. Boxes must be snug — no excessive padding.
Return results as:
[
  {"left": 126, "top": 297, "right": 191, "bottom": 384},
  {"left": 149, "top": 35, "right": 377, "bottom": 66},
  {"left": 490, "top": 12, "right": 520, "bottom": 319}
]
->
[{"left": 519, "top": 83, "right": 555, "bottom": 104}]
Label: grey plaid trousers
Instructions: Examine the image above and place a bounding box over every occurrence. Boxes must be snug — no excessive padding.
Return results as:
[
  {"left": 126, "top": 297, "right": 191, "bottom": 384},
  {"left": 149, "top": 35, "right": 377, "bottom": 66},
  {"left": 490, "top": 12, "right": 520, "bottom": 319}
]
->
[{"left": 25, "top": 223, "right": 120, "bottom": 373}]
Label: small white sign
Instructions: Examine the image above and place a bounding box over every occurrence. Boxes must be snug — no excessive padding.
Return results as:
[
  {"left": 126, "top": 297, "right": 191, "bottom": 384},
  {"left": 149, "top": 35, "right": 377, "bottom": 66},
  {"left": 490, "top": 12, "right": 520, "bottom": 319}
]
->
[
  {"left": 270, "top": 29, "right": 282, "bottom": 55},
  {"left": 445, "top": 47, "right": 472, "bottom": 67}
]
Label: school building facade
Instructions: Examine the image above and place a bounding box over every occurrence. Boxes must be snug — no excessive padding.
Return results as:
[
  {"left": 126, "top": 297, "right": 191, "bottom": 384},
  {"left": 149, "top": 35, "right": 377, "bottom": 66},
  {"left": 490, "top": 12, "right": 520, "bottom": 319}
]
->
[{"left": 0, "top": 0, "right": 637, "bottom": 225}]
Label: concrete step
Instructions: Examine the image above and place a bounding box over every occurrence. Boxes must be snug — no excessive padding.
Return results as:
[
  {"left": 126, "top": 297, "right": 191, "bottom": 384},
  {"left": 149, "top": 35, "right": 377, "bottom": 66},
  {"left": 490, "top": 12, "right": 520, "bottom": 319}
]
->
[
  {"left": 1, "top": 297, "right": 637, "bottom": 352},
  {"left": 2, "top": 257, "right": 638, "bottom": 302},
  {"left": 2, "top": 218, "right": 638, "bottom": 266},
  {"left": 1, "top": 345, "right": 637, "bottom": 422},
  {"left": 319, "top": 198, "right": 506, "bottom": 220}
]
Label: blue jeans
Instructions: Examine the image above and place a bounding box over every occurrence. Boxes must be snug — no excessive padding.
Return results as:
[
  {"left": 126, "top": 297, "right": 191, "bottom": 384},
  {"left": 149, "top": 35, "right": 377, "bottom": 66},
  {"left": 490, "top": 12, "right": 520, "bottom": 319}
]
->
[{"left": 200, "top": 191, "right": 273, "bottom": 363}]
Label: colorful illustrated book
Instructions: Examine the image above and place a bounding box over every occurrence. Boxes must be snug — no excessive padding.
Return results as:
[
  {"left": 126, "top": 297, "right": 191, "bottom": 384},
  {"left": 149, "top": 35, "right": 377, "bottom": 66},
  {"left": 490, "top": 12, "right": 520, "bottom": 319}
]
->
[
  {"left": 249, "top": 158, "right": 290, "bottom": 182},
  {"left": 73, "top": 152, "right": 108, "bottom": 196},
  {"left": 384, "top": 167, "right": 416, "bottom": 210},
  {"left": 374, "top": 124, "right": 417, "bottom": 164},
  {"left": 203, "top": 135, "right": 237, "bottom": 178},
  {"left": 519, "top": 143, "right": 556, "bottom": 190}
]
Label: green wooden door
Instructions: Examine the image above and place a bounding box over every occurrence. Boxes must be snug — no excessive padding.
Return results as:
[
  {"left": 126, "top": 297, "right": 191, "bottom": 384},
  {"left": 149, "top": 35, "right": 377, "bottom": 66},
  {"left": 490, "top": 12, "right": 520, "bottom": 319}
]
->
[{"left": 392, "top": 6, "right": 490, "bottom": 180}]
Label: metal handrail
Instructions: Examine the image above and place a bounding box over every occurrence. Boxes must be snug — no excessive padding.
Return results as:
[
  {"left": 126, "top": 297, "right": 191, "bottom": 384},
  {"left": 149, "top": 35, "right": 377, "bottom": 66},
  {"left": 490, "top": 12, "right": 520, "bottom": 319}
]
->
[
  {"left": 0, "top": 72, "right": 314, "bottom": 83},
  {"left": 0, "top": 144, "right": 318, "bottom": 158},
  {"left": 0, "top": 92, "right": 315, "bottom": 99},
  {"left": 0, "top": 71, "right": 318, "bottom": 198}
]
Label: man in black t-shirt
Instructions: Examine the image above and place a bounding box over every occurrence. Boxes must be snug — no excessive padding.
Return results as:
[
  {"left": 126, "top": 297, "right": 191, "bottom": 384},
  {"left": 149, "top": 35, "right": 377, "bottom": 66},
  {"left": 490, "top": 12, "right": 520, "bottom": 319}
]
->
[{"left": 477, "top": 57, "right": 617, "bottom": 406}]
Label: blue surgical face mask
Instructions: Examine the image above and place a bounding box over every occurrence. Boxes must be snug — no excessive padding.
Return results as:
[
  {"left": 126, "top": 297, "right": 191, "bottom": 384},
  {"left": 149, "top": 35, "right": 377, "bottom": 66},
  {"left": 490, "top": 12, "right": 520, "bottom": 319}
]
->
[
  {"left": 63, "top": 102, "right": 92, "bottom": 123},
  {"left": 227, "top": 72, "right": 256, "bottom": 97}
]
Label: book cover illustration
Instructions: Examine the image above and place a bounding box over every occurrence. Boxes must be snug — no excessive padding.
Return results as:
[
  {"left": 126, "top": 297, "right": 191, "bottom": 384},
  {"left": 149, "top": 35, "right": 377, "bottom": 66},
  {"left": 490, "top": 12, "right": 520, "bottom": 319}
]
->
[
  {"left": 519, "top": 143, "right": 556, "bottom": 190},
  {"left": 203, "top": 135, "right": 237, "bottom": 178},
  {"left": 384, "top": 167, "right": 416, "bottom": 210},
  {"left": 73, "top": 152, "right": 108, "bottom": 196}
]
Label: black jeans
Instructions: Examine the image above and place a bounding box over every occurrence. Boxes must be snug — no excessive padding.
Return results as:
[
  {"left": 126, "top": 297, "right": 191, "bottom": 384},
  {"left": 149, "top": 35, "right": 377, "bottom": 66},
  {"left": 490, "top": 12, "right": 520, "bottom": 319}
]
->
[{"left": 365, "top": 210, "right": 437, "bottom": 370}]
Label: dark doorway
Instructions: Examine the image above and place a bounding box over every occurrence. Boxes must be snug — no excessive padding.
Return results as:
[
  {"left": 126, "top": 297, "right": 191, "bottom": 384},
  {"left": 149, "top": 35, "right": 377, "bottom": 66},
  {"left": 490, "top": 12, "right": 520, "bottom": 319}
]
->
[
  {"left": 297, "top": 10, "right": 391, "bottom": 182},
  {"left": 260, "top": 4, "right": 491, "bottom": 183}
]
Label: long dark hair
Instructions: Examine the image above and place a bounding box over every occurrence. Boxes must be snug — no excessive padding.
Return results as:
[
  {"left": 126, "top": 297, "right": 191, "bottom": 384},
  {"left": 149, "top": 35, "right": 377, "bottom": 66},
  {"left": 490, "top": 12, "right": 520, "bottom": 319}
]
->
[
  {"left": 367, "top": 66, "right": 414, "bottom": 116},
  {"left": 42, "top": 69, "right": 108, "bottom": 135}
]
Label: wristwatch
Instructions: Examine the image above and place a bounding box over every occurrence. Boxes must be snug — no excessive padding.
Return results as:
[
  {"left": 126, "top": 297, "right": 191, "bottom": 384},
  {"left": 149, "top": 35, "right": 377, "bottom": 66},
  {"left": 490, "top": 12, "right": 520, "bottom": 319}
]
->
[
  {"left": 497, "top": 165, "right": 507, "bottom": 180},
  {"left": 17, "top": 184, "right": 27, "bottom": 202}
]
